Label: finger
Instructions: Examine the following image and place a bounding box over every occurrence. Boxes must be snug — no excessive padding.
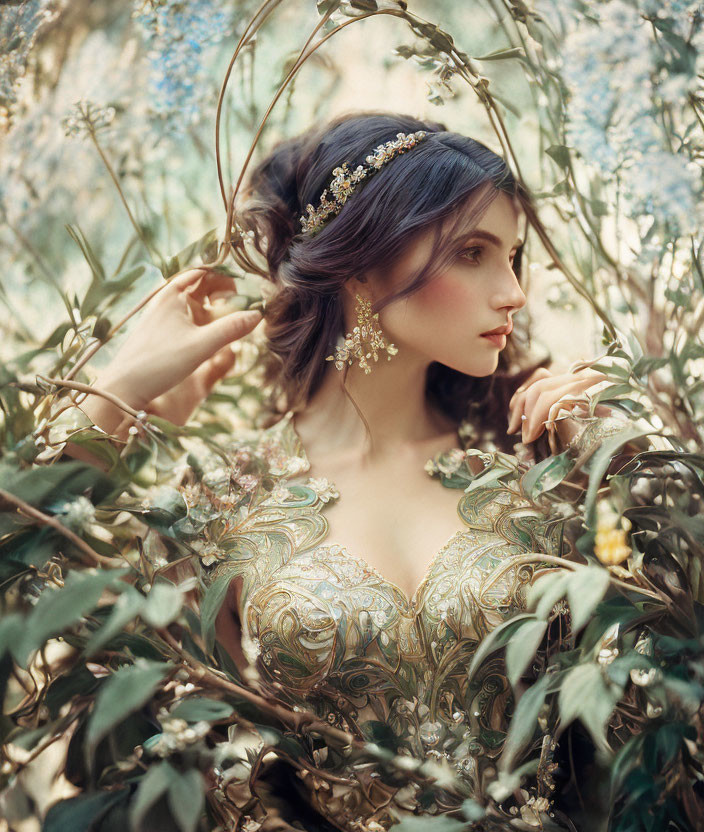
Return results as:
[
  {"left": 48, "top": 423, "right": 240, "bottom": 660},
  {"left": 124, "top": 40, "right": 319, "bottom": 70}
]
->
[
  {"left": 199, "top": 345, "right": 237, "bottom": 392},
  {"left": 508, "top": 370, "right": 556, "bottom": 433},
  {"left": 184, "top": 288, "right": 213, "bottom": 326},
  {"left": 168, "top": 268, "right": 210, "bottom": 293},
  {"left": 188, "top": 271, "right": 238, "bottom": 302},
  {"left": 508, "top": 368, "right": 553, "bottom": 408},
  {"left": 508, "top": 368, "right": 606, "bottom": 435},
  {"left": 523, "top": 379, "right": 596, "bottom": 442},
  {"left": 198, "top": 308, "right": 263, "bottom": 355},
  {"left": 510, "top": 375, "right": 575, "bottom": 436}
]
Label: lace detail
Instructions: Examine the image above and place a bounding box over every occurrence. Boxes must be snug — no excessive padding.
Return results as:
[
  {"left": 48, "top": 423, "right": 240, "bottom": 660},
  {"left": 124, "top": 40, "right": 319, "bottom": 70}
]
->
[{"left": 200, "top": 410, "right": 570, "bottom": 826}]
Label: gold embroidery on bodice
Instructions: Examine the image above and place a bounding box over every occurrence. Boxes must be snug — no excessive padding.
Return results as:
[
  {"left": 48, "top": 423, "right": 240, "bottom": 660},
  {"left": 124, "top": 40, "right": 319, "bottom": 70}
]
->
[{"left": 196, "top": 410, "right": 567, "bottom": 824}]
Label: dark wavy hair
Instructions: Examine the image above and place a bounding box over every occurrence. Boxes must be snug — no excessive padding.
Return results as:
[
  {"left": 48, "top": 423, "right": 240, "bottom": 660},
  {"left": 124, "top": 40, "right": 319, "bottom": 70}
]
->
[{"left": 233, "top": 110, "right": 551, "bottom": 454}]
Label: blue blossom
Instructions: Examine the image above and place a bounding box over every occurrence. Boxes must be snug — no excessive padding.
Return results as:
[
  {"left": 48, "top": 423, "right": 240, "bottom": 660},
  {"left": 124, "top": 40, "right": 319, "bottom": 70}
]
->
[
  {"left": 131, "top": 0, "right": 236, "bottom": 136},
  {"left": 537, "top": 0, "right": 704, "bottom": 237},
  {"left": 0, "top": 0, "right": 58, "bottom": 121}
]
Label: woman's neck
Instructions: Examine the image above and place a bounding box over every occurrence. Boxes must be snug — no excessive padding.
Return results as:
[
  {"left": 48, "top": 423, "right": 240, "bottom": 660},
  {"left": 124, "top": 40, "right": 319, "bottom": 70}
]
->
[{"left": 291, "top": 351, "right": 459, "bottom": 463}]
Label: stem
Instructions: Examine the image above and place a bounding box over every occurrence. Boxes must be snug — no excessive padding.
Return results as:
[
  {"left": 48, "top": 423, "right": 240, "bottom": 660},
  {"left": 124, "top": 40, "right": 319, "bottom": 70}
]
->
[
  {"left": 37, "top": 376, "right": 142, "bottom": 420},
  {"left": 157, "top": 629, "right": 354, "bottom": 746},
  {"left": 86, "top": 121, "right": 162, "bottom": 266},
  {"left": 0, "top": 488, "right": 122, "bottom": 567},
  {"left": 490, "top": 552, "right": 663, "bottom": 600}
]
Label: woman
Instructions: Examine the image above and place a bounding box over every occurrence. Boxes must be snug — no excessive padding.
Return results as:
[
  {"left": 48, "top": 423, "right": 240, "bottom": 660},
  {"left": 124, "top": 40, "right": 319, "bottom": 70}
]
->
[{"left": 73, "top": 111, "right": 628, "bottom": 828}]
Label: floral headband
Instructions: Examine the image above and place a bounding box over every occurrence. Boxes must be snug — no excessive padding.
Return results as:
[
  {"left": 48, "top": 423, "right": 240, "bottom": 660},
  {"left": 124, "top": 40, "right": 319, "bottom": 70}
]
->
[{"left": 299, "top": 129, "right": 428, "bottom": 236}]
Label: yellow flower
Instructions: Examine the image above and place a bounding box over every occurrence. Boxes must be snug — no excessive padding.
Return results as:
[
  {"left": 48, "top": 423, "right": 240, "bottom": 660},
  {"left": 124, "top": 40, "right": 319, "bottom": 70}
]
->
[
  {"left": 594, "top": 500, "right": 632, "bottom": 565},
  {"left": 595, "top": 527, "right": 631, "bottom": 565}
]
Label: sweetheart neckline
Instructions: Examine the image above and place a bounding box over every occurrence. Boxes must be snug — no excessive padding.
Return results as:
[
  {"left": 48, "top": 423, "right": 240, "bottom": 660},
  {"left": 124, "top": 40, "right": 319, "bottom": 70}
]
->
[
  {"left": 309, "top": 529, "right": 469, "bottom": 609},
  {"left": 276, "top": 409, "right": 475, "bottom": 607}
]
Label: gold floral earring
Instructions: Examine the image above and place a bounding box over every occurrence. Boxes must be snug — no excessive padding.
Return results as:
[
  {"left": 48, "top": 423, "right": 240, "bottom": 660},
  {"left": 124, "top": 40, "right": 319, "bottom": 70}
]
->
[{"left": 326, "top": 293, "right": 398, "bottom": 374}]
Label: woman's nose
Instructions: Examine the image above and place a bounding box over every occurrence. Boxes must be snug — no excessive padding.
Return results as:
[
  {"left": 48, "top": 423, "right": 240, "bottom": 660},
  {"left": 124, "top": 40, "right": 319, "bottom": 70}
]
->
[{"left": 496, "top": 264, "right": 527, "bottom": 311}]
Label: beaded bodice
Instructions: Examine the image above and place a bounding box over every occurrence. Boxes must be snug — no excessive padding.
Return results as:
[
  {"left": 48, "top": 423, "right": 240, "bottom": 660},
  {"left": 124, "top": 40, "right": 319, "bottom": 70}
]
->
[{"left": 185, "top": 409, "right": 592, "bottom": 826}]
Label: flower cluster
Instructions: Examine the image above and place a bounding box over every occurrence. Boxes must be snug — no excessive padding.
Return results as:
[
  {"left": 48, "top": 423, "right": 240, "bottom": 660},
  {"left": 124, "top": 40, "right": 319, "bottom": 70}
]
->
[
  {"left": 61, "top": 99, "right": 116, "bottom": 139},
  {"left": 0, "top": 0, "right": 58, "bottom": 124},
  {"left": 145, "top": 713, "right": 211, "bottom": 757},
  {"left": 537, "top": 0, "right": 704, "bottom": 238},
  {"left": 307, "top": 477, "right": 340, "bottom": 503},
  {"left": 131, "top": 0, "right": 235, "bottom": 135}
]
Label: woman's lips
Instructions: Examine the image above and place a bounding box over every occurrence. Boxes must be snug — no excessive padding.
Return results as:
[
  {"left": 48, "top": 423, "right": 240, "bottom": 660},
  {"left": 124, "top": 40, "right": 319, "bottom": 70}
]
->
[{"left": 481, "top": 332, "right": 507, "bottom": 348}]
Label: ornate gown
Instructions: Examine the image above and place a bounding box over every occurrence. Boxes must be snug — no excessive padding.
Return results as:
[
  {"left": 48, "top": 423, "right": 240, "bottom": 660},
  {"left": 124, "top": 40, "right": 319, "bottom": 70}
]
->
[{"left": 172, "top": 405, "right": 645, "bottom": 831}]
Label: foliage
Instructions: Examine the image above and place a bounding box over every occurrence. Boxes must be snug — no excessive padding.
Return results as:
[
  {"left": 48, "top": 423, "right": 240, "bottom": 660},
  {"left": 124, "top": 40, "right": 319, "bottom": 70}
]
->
[{"left": 0, "top": 0, "right": 703, "bottom": 831}]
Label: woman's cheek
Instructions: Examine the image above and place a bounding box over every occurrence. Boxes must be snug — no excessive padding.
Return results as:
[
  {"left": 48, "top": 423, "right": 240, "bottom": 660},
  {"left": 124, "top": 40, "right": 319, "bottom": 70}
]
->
[{"left": 416, "top": 274, "right": 475, "bottom": 320}]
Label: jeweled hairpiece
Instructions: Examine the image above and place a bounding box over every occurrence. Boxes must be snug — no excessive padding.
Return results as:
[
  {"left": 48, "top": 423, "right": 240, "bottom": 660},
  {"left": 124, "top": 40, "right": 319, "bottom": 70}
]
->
[{"left": 299, "top": 130, "right": 428, "bottom": 236}]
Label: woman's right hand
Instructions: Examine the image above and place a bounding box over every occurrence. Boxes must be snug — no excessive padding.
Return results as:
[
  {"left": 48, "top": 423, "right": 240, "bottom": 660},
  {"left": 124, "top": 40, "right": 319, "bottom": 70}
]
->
[{"left": 80, "top": 268, "right": 263, "bottom": 436}]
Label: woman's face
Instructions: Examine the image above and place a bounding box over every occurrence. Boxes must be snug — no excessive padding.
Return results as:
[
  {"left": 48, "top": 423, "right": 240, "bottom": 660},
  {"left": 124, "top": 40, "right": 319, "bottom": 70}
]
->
[{"left": 369, "top": 192, "right": 527, "bottom": 377}]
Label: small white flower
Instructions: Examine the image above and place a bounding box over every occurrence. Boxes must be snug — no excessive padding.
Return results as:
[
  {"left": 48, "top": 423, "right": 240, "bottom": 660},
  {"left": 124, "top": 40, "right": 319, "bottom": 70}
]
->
[
  {"left": 58, "top": 496, "right": 96, "bottom": 532},
  {"left": 269, "top": 484, "right": 292, "bottom": 502},
  {"left": 424, "top": 458, "right": 439, "bottom": 475},
  {"left": 436, "top": 448, "right": 466, "bottom": 476},
  {"left": 284, "top": 457, "right": 309, "bottom": 477},
  {"left": 307, "top": 477, "right": 340, "bottom": 503}
]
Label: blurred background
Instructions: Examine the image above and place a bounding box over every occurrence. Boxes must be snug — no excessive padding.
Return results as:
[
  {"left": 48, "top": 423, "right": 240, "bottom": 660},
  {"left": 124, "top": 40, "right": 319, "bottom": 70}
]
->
[{"left": 0, "top": 0, "right": 616, "bottom": 389}]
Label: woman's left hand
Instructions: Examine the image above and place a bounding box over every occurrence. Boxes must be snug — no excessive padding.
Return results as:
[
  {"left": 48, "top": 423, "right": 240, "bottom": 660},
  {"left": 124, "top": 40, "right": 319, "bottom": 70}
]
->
[{"left": 507, "top": 366, "right": 611, "bottom": 444}]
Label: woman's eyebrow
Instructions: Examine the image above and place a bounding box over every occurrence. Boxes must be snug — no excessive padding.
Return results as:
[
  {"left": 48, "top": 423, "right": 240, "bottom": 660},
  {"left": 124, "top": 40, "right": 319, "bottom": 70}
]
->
[{"left": 464, "top": 230, "right": 524, "bottom": 249}]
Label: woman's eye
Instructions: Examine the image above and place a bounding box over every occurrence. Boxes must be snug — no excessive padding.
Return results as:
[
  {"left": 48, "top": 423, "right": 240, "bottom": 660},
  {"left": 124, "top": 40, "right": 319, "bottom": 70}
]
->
[
  {"left": 459, "top": 246, "right": 483, "bottom": 263},
  {"left": 458, "top": 246, "right": 518, "bottom": 267}
]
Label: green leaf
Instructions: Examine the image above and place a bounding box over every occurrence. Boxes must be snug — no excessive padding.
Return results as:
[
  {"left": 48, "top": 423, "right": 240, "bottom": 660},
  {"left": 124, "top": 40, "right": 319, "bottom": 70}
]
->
[
  {"left": 84, "top": 586, "right": 145, "bottom": 658},
  {"left": 85, "top": 660, "right": 172, "bottom": 763},
  {"left": 589, "top": 198, "right": 609, "bottom": 217},
  {"left": 80, "top": 264, "right": 145, "bottom": 317},
  {"left": 167, "top": 768, "right": 205, "bottom": 832},
  {"left": 129, "top": 761, "right": 177, "bottom": 831},
  {"left": 527, "top": 569, "right": 570, "bottom": 620},
  {"left": 170, "top": 697, "right": 234, "bottom": 723},
  {"left": 133, "top": 486, "right": 188, "bottom": 534},
  {"left": 558, "top": 663, "right": 620, "bottom": 752},
  {"left": 475, "top": 46, "right": 524, "bottom": 61},
  {"left": 162, "top": 228, "right": 218, "bottom": 279},
  {"left": 8, "top": 716, "right": 71, "bottom": 751},
  {"left": 0, "top": 459, "right": 115, "bottom": 510},
  {"left": 500, "top": 674, "right": 554, "bottom": 772},
  {"left": 46, "top": 666, "right": 100, "bottom": 719},
  {"left": 43, "top": 788, "right": 130, "bottom": 832},
  {"left": 546, "top": 144, "right": 571, "bottom": 169},
  {"left": 17, "top": 569, "right": 129, "bottom": 666},
  {"left": 467, "top": 613, "right": 537, "bottom": 680},
  {"left": 584, "top": 425, "right": 654, "bottom": 525},
  {"left": 521, "top": 451, "right": 572, "bottom": 498},
  {"left": 65, "top": 224, "right": 106, "bottom": 282},
  {"left": 505, "top": 618, "right": 547, "bottom": 688},
  {"left": 566, "top": 565, "right": 610, "bottom": 631},
  {"left": 142, "top": 581, "right": 183, "bottom": 628},
  {"left": 0, "top": 613, "right": 24, "bottom": 659},
  {"left": 200, "top": 573, "right": 233, "bottom": 655},
  {"left": 465, "top": 454, "right": 517, "bottom": 493}
]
